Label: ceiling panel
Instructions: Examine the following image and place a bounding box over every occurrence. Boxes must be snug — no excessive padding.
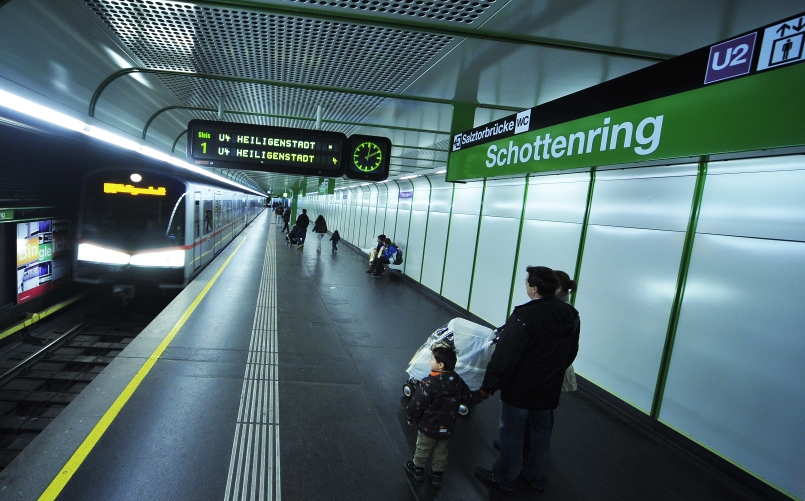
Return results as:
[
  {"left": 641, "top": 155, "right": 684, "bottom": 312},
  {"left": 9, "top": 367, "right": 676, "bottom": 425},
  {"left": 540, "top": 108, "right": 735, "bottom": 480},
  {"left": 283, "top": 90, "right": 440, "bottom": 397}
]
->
[{"left": 1, "top": 0, "right": 803, "bottom": 194}]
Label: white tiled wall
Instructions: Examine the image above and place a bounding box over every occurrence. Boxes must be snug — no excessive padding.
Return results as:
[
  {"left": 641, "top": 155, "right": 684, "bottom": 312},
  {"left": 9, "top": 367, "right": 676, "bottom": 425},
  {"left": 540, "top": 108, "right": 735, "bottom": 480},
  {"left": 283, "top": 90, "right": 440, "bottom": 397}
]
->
[{"left": 301, "top": 153, "right": 805, "bottom": 500}]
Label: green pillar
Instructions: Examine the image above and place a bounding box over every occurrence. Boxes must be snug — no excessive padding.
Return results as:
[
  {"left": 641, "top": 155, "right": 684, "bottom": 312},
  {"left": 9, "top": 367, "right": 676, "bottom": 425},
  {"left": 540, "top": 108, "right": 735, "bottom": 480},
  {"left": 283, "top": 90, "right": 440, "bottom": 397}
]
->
[
  {"left": 446, "top": 102, "right": 477, "bottom": 181},
  {"left": 289, "top": 188, "right": 298, "bottom": 224},
  {"left": 450, "top": 102, "right": 477, "bottom": 137}
]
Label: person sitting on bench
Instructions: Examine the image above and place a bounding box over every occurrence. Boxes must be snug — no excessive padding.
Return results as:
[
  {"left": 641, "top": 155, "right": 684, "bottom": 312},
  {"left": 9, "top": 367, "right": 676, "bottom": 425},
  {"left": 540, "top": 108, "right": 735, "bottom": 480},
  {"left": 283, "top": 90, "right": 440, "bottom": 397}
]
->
[
  {"left": 365, "top": 234, "right": 387, "bottom": 273},
  {"left": 371, "top": 238, "right": 397, "bottom": 277}
]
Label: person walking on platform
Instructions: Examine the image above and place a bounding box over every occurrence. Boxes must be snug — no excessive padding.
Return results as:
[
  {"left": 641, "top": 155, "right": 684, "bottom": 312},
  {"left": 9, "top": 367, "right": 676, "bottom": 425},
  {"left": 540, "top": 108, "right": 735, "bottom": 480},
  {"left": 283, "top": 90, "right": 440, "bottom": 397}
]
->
[
  {"left": 294, "top": 208, "right": 310, "bottom": 249},
  {"left": 475, "top": 266, "right": 580, "bottom": 496},
  {"left": 281, "top": 209, "right": 291, "bottom": 233},
  {"left": 275, "top": 204, "right": 284, "bottom": 226},
  {"left": 405, "top": 345, "right": 487, "bottom": 489},
  {"left": 330, "top": 230, "right": 341, "bottom": 252},
  {"left": 312, "top": 215, "right": 328, "bottom": 253}
]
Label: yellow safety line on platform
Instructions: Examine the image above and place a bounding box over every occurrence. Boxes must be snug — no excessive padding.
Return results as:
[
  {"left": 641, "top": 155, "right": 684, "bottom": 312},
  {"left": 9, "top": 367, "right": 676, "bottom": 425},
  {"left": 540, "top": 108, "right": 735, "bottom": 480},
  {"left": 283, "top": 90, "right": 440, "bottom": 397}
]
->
[
  {"left": 38, "top": 226, "right": 257, "bottom": 501},
  {"left": 0, "top": 291, "right": 92, "bottom": 342}
]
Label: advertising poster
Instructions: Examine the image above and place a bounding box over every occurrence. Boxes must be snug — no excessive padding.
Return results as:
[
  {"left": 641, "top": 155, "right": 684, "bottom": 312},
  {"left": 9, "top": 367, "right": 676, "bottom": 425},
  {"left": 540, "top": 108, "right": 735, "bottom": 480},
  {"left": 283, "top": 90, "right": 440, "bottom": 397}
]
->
[{"left": 16, "top": 219, "right": 72, "bottom": 304}]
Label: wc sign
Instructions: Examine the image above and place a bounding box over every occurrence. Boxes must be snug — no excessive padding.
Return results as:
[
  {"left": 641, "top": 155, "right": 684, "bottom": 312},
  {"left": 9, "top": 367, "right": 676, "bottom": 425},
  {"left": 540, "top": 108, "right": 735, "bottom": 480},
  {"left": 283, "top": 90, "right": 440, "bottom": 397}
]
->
[
  {"left": 704, "top": 32, "right": 756, "bottom": 84},
  {"left": 514, "top": 109, "right": 531, "bottom": 134}
]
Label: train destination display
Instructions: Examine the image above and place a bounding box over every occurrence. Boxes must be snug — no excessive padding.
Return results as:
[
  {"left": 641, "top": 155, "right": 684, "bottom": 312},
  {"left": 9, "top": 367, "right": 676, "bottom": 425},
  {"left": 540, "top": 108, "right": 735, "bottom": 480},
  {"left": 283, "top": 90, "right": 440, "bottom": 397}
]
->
[
  {"left": 188, "top": 120, "right": 347, "bottom": 177},
  {"left": 187, "top": 120, "right": 391, "bottom": 181}
]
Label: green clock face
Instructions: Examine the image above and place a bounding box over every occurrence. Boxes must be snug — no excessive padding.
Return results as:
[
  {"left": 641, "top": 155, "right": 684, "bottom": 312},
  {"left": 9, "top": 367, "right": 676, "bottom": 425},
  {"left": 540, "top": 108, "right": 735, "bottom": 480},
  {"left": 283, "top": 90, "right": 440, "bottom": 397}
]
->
[{"left": 352, "top": 141, "right": 383, "bottom": 172}]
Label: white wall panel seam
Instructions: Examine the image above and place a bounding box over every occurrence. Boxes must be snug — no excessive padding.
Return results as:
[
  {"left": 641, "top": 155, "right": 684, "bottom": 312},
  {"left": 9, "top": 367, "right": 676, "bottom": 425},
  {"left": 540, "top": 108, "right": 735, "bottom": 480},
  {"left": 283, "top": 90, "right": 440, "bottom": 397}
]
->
[
  {"left": 419, "top": 175, "right": 434, "bottom": 283},
  {"left": 507, "top": 174, "right": 531, "bottom": 314},
  {"left": 466, "top": 180, "right": 488, "bottom": 310},
  {"left": 439, "top": 183, "right": 457, "bottom": 296},
  {"left": 402, "top": 179, "right": 415, "bottom": 275}
]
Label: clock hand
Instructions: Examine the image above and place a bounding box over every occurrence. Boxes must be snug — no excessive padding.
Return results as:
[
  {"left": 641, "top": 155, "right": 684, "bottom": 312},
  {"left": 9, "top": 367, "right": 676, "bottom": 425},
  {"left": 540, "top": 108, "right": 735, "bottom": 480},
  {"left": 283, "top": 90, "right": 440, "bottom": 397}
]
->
[{"left": 366, "top": 150, "right": 381, "bottom": 158}]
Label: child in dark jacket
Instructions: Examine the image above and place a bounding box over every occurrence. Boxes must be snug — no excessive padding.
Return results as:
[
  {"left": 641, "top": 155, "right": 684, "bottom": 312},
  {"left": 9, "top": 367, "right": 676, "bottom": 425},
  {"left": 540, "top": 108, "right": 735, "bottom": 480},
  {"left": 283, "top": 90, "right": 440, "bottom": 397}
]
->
[
  {"left": 405, "top": 345, "right": 487, "bottom": 488},
  {"left": 329, "top": 230, "right": 340, "bottom": 252}
]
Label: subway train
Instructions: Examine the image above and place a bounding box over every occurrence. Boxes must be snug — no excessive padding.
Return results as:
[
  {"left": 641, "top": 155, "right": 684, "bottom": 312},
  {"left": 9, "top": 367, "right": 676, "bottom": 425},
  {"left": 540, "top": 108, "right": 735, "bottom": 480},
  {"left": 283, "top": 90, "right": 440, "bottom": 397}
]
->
[{"left": 74, "top": 166, "right": 265, "bottom": 289}]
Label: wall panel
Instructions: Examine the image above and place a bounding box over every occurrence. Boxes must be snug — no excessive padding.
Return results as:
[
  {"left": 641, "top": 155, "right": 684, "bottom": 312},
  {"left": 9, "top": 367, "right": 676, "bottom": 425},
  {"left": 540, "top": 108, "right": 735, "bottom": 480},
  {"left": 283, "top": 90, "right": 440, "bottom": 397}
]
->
[
  {"left": 441, "top": 213, "right": 480, "bottom": 307},
  {"left": 469, "top": 216, "right": 521, "bottom": 325},
  {"left": 660, "top": 236, "right": 805, "bottom": 500},
  {"left": 592, "top": 165, "right": 697, "bottom": 231},
  {"left": 452, "top": 180, "right": 484, "bottom": 214},
  {"left": 404, "top": 209, "right": 428, "bottom": 280},
  {"left": 512, "top": 219, "right": 583, "bottom": 307},
  {"left": 574, "top": 225, "right": 685, "bottom": 411},
  {"left": 483, "top": 178, "right": 526, "bottom": 218},
  {"left": 698, "top": 162, "right": 805, "bottom": 242},
  {"left": 420, "top": 211, "right": 449, "bottom": 292},
  {"left": 525, "top": 173, "right": 591, "bottom": 223}
]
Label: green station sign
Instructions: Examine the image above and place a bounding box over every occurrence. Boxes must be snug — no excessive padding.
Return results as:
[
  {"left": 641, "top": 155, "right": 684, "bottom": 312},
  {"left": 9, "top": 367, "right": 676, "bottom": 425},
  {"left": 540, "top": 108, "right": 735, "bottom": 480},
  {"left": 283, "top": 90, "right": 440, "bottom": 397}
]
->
[
  {"left": 0, "top": 210, "right": 14, "bottom": 221},
  {"left": 448, "top": 62, "right": 804, "bottom": 181}
]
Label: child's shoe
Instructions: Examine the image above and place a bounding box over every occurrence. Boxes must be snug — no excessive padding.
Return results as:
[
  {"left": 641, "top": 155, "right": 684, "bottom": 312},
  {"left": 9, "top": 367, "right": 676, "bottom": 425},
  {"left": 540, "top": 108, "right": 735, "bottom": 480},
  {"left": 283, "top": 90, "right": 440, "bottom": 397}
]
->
[
  {"left": 405, "top": 461, "right": 424, "bottom": 482},
  {"left": 430, "top": 471, "right": 443, "bottom": 489}
]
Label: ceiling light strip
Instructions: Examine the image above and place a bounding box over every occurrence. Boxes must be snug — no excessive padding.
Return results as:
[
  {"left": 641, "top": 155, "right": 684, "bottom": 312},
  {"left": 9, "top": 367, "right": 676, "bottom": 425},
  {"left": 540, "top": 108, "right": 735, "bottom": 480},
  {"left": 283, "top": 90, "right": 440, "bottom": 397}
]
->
[{"left": 0, "top": 89, "right": 264, "bottom": 196}]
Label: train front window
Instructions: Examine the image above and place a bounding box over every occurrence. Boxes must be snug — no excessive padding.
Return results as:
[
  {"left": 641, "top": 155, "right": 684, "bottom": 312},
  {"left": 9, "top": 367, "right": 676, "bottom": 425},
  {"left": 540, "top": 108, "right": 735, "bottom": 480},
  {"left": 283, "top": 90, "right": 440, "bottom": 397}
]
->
[{"left": 81, "top": 173, "right": 186, "bottom": 251}]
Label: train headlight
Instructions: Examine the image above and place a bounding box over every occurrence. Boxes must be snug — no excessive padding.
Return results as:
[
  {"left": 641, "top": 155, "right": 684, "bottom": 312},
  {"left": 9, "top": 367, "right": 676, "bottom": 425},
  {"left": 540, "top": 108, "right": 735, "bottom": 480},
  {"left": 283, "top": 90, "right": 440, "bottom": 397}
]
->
[
  {"left": 130, "top": 250, "right": 185, "bottom": 267},
  {"left": 77, "top": 243, "right": 130, "bottom": 265}
]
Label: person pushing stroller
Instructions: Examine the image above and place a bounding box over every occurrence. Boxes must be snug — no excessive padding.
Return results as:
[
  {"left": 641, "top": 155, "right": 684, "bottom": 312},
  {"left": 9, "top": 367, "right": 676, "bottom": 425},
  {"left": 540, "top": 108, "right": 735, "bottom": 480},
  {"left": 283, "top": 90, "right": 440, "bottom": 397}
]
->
[{"left": 404, "top": 345, "right": 488, "bottom": 489}]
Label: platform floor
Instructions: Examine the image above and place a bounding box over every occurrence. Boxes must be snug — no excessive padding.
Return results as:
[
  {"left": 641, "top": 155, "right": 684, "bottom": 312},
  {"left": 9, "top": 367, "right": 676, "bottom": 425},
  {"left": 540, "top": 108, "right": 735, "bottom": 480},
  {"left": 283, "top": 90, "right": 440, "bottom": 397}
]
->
[{"left": 0, "top": 212, "right": 768, "bottom": 500}]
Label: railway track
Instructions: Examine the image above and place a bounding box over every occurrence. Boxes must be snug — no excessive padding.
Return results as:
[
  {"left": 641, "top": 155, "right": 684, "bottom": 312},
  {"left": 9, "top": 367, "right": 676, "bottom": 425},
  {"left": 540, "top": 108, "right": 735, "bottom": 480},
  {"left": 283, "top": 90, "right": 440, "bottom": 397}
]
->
[{"left": 0, "top": 290, "right": 178, "bottom": 471}]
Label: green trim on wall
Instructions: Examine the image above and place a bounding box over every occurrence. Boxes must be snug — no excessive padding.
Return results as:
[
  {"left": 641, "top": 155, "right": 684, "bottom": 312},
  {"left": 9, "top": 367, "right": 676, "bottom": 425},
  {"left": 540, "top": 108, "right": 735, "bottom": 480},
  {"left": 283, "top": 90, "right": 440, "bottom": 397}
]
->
[
  {"left": 439, "top": 183, "right": 457, "bottom": 296},
  {"left": 372, "top": 184, "right": 381, "bottom": 244},
  {"left": 402, "top": 179, "right": 415, "bottom": 275},
  {"left": 356, "top": 185, "right": 367, "bottom": 247},
  {"left": 466, "top": 180, "right": 488, "bottom": 310},
  {"left": 507, "top": 175, "right": 531, "bottom": 314},
  {"left": 571, "top": 167, "right": 596, "bottom": 307},
  {"left": 380, "top": 184, "right": 388, "bottom": 236},
  {"left": 392, "top": 180, "right": 402, "bottom": 243},
  {"left": 351, "top": 187, "right": 360, "bottom": 242},
  {"left": 419, "top": 175, "right": 434, "bottom": 283},
  {"left": 651, "top": 157, "right": 708, "bottom": 420}
]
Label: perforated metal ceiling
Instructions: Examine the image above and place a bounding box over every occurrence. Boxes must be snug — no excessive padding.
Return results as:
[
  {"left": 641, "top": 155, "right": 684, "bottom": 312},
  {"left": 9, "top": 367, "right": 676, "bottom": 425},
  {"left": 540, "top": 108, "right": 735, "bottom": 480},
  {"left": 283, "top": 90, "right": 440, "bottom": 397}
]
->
[
  {"left": 83, "top": 0, "right": 479, "bottom": 190},
  {"left": 287, "top": 0, "right": 496, "bottom": 23}
]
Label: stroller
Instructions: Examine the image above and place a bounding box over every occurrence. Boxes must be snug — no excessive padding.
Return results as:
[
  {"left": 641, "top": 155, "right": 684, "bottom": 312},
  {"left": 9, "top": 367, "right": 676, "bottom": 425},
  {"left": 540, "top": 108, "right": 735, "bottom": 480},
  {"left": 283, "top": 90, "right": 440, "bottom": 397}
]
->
[
  {"left": 285, "top": 225, "right": 300, "bottom": 245},
  {"left": 402, "top": 318, "right": 497, "bottom": 415}
]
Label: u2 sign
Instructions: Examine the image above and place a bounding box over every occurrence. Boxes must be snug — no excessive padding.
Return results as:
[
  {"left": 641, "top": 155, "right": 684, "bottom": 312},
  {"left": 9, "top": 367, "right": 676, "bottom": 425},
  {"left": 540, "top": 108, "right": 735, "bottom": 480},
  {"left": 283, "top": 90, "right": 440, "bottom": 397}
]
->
[{"left": 704, "top": 32, "right": 757, "bottom": 84}]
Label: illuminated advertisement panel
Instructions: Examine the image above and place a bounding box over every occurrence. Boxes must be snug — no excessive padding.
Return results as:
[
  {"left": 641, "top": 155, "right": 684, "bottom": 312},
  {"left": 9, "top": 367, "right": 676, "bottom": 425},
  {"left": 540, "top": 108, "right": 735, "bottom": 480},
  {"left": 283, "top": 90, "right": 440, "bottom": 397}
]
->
[{"left": 16, "top": 219, "right": 72, "bottom": 304}]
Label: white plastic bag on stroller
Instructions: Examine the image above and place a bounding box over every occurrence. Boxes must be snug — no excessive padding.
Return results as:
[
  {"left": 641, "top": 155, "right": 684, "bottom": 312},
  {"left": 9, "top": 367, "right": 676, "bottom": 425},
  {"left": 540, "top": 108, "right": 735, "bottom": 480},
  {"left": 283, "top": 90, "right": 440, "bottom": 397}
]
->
[{"left": 402, "top": 318, "right": 497, "bottom": 414}]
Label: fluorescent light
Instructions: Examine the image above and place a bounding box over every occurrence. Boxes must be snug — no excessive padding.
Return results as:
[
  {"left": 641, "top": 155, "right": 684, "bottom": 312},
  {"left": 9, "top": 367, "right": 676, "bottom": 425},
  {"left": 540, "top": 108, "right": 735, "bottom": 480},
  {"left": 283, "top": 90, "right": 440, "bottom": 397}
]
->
[
  {"left": 0, "top": 90, "right": 265, "bottom": 196},
  {"left": 399, "top": 175, "right": 419, "bottom": 180},
  {"left": 0, "top": 89, "right": 85, "bottom": 132},
  {"left": 130, "top": 249, "right": 185, "bottom": 267},
  {"left": 77, "top": 243, "right": 130, "bottom": 265},
  {"left": 436, "top": 170, "right": 447, "bottom": 174}
]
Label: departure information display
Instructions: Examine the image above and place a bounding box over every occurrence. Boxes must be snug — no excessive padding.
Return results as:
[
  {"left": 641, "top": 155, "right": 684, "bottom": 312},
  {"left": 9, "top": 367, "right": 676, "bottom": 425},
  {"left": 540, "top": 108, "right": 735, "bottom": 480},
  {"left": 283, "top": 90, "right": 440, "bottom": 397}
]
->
[
  {"left": 187, "top": 120, "right": 392, "bottom": 181},
  {"left": 188, "top": 120, "right": 347, "bottom": 177}
]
